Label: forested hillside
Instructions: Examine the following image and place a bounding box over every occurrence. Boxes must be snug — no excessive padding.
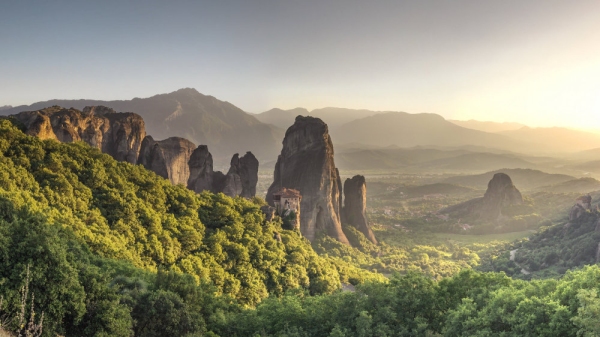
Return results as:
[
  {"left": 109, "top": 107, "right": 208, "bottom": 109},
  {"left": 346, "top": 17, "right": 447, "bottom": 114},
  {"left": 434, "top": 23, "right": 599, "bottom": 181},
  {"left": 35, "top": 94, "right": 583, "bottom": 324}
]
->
[
  {"left": 0, "top": 119, "right": 377, "bottom": 336},
  {"left": 2, "top": 117, "right": 600, "bottom": 336}
]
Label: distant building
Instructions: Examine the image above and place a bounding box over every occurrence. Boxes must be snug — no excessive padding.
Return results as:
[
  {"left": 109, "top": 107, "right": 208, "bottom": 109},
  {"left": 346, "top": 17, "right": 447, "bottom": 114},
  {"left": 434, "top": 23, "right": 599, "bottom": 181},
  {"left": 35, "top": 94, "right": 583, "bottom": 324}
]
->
[{"left": 272, "top": 188, "right": 301, "bottom": 229}]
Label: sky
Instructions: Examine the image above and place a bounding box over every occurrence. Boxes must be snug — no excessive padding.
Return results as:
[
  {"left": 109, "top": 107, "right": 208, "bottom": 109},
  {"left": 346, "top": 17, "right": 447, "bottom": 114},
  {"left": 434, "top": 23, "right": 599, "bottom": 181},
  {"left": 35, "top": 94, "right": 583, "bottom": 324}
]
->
[{"left": 1, "top": 0, "right": 599, "bottom": 129}]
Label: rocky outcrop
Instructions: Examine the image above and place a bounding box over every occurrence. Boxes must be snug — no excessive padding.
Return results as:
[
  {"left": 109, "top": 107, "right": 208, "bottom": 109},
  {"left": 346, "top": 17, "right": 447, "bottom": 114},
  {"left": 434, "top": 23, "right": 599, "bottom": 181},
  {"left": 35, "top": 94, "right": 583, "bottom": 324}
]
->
[
  {"left": 261, "top": 206, "right": 277, "bottom": 222},
  {"left": 10, "top": 105, "right": 260, "bottom": 195},
  {"left": 187, "top": 145, "right": 215, "bottom": 193},
  {"left": 343, "top": 175, "right": 377, "bottom": 244},
  {"left": 441, "top": 173, "right": 523, "bottom": 222},
  {"left": 266, "top": 116, "right": 349, "bottom": 245},
  {"left": 570, "top": 195, "right": 592, "bottom": 221},
  {"left": 187, "top": 146, "right": 259, "bottom": 198},
  {"left": 478, "top": 173, "right": 523, "bottom": 220},
  {"left": 12, "top": 106, "right": 146, "bottom": 164},
  {"left": 138, "top": 136, "right": 196, "bottom": 185},
  {"left": 223, "top": 152, "right": 259, "bottom": 198}
]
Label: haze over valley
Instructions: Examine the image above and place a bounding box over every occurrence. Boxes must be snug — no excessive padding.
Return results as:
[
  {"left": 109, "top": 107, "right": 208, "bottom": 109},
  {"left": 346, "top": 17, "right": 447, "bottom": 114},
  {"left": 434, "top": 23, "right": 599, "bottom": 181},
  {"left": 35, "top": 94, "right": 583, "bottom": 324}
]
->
[{"left": 2, "top": 1, "right": 600, "bottom": 336}]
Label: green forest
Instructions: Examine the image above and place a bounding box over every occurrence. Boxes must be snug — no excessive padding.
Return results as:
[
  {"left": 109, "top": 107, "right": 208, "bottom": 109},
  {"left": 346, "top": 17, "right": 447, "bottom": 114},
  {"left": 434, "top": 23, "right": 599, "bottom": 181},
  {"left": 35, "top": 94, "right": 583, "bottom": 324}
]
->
[{"left": 1, "top": 118, "right": 600, "bottom": 336}]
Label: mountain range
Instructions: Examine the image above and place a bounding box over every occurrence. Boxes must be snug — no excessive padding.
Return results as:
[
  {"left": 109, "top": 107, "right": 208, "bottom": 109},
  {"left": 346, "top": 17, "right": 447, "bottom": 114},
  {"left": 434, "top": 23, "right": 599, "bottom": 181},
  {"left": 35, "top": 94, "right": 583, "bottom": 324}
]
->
[
  {"left": 449, "top": 119, "right": 526, "bottom": 133},
  {"left": 330, "top": 112, "right": 531, "bottom": 152},
  {"left": 5, "top": 89, "right": 600, "bottom": 167},
  {"left": 441, "top": 168, "right": 576, "bottom": 191},
  {"left": 254, "top": 107, "right": 382, "bottom": 129},
  {"left": 498, "top": 127, "right": 600, "bottom": 153},
  {"left": 2, "top": 88, "right": 283, "bottom": 165},
  {"left": 334, "top": 147, "right": 538, "bottom": 172}
]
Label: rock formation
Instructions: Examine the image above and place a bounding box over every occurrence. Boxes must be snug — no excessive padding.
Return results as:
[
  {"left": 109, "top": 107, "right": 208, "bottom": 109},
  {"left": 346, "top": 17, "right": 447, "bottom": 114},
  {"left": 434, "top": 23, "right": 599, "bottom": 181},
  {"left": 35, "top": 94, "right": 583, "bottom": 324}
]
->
[
  {"left": 570, "top": 195, "right": 592, "bottom": 221},
  {"left": 260, "top": 206, "right": 276, "bottom": 222},
  {"left": 187, "top": 146, "right": 258, "bottom": 198},
  {"left": 138, "top": 136, "right": 196, "bottom": 185},
  {"left": 343, "top": 175, "right": 377, "bottom": 244},
  {"left": 187, "top": 145, "right": 215, "bottom": 193},
  {"left": 441, "top": 173, "right": 523, "bottom": 221},
  {"left": 478, "top": 173, "right": 523, "bottom": 220},
  {"left": 223, "top": 152, "right": 259, "bottom": 198},
  {"left": 12, "top": 106, "right": 146, "bottom": 164},
  {"left": 266, "top": 116, "right": 349, "bottom": 245},
  {"left": 10, "top": 105, "right": 260, "bottom": 197}
]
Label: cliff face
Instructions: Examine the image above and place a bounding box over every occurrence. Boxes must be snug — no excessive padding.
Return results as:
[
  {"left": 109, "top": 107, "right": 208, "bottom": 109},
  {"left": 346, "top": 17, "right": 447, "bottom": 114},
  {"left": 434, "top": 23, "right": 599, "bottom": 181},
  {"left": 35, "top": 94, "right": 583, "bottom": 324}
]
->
[
  {"left": 138, "top": 136, "right": 196, "bottom": 185},
  {"left": 187, "top": 145, "right": 215, "bottom": 193},
  {"left": 267, "top": 116, "right": 349, "bottom": 245},
  {"left": 225, "top": 152, "right": 259, "bottom": 198},
  {"left": 12, "top": 106, "right": 146, "bottom": 164},
  {"left": 2, "top": 88, "right": 285, "bottom": 165},
  {"left": 343, "top": 175, "right": 377, "bottom": 244},
  {"left": 10, "top": 105, "right": 260, "bottom": 196},
  {"left": 187, "top": 146, "right": 259, "bottom": 198}
]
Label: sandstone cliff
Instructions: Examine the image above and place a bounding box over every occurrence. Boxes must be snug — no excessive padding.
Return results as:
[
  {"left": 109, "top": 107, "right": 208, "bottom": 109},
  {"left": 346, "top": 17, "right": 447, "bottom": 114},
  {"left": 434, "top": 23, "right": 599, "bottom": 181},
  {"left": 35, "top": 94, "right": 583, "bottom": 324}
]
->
[
  {"left": 343, "top": 175, "right": 377, "bottom": 244},
  {"left": 266, "top": 116, "right": 349, "bottom": 245},
  {"left": 138, "top": 136, "right": 196, "bottom": 185},
  {"left": 12, "top": 106, "right": 146, "bottom": 164}
]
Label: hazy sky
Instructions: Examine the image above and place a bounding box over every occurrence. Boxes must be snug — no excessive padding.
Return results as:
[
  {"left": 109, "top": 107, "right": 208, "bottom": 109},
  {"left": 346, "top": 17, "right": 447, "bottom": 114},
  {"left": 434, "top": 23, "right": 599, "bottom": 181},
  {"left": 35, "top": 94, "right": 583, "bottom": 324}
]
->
[{"left": 1, "top": 1, "right": 599, "bottom": 128}]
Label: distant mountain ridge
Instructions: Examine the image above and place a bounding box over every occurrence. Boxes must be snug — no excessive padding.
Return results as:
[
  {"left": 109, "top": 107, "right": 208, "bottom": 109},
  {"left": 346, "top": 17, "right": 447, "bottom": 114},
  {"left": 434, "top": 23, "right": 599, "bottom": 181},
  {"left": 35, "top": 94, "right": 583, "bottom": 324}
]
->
[
  {"left": 7, "top": 91, "right": 600, "bottom": 168},
  {"left": 334, "top": 147, "right": 538, "bottom": 172},
  {"left": 254, "top": 107, "right": 382, "bottom": 129},
  {"left": 498, "top": 127, "right": 600, "bottom": 153},
  {"left": 259, "top": 107, "right": 600, "bottom": 155},
  {"left": 442, "top": 169, "right": 576, "bottom": 191},
  {"left": 449, "top": 119, "right": 526, "bottom": 133},
  {"left": 2, "top": 88, "right": 284, "bottom": 164},
  {"left": 330, "top": 111, "right": 533, "bottom": 152}
]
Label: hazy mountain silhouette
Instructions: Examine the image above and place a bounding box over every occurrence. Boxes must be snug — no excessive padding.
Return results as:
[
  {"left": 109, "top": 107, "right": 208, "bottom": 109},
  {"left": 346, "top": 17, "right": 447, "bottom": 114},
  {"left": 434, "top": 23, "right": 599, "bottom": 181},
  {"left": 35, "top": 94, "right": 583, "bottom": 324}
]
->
[
  {"left": 449, "top": 119, "right": 526, "bottom": 133},
  {"left": 571, "top": 160, "right": 600, "bottom": 173},
  {"left": 2, "top": 88, "right": 284, "bottom": 164},
  {"left": 498, "top": 127, "right": 600, "bottom": 153},
  {"left": 254, "top": 107, "right": 382, "bottom": 129},
  {"left": 0, "top": 105, "right": 12, "bottom": 111},
  {"left": 534, "top": 177, "right": 600, "bottom": 194},
  {"left": 253, "top": 108, "right": 309, "bottom": 129},
  {"left": 442, "top": 169, "right": 575, "bottom": 191},
  {"left": 331, "top": 112, "right": 531, "bottom": 152},
  {"left": 578, "top": 147, "right": 600, "bottom": 157},
  {"left": 335, "top": 147, "right": 536, "bottom": 171},
  {"left": 419, "top": 153, "right": 536, "bottom": 171},
  {"left": 253, "top": 108, "right": 600, "bottom": 155}
]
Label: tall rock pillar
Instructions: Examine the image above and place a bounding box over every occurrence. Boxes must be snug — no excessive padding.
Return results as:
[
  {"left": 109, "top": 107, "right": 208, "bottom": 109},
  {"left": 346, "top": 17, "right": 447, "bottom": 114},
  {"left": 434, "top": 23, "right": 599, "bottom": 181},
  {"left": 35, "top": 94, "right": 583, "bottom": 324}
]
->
[{"left": 266, "top": 116, "right": 350, "bottom": 245}]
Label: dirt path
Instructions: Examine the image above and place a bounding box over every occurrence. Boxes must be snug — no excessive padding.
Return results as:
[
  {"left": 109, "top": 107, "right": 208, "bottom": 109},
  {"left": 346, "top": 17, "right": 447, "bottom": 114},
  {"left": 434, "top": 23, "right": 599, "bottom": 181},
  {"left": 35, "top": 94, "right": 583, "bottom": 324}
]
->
[{"left": 509, "top": 249, "right": 530, "bottom": 275}]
